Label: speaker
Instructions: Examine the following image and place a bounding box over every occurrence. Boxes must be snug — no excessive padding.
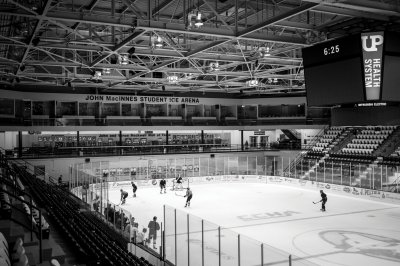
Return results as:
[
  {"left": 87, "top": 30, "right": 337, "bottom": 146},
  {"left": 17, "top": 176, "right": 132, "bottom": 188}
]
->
[
  {"left": 85, "top": 158, "right": 90, "bottom": 163},
  {"left": 181, "top": 104, "right": 186, "bottom": 108},
  {"left": 210, "top": 154, "right": 215, "bottom": 158},
  {"left": 215, "top": 105, "right": 220, "bottom": 110}
]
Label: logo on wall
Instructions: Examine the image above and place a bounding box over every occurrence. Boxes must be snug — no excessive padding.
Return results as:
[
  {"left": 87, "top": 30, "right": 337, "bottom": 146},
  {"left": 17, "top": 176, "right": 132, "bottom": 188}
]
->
[
  {"left": 361, "top": 32, "right": 384, "bottom": 101},
  {"left": 152, "top": 180, "right": 157, "bottom": 186},
  {"left": 343, "top": 187, "right": 351, "bottom": 193}
]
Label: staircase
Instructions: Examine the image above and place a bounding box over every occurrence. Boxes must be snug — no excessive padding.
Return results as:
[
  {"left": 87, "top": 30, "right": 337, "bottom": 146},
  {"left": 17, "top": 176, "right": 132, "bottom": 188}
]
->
[
  {"left": 281, "top": 129, "right": 301, "bottom": 141},
  {"left": 283, "top": 127, "right": 328, "bottom": 176},
  {"left": 373, "top": 126, "right": 400, "bottom": 157},
  {"left": 330, "top": 128, "right": 357, "bottom": 153},
  {"left": 301, "top": 153, "right": 330, "bottom": 179}
]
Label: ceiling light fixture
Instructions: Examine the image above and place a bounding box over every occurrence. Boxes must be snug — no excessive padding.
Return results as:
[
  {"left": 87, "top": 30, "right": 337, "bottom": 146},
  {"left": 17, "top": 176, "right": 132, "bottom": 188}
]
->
[
  {"left": 103, "top": 68, "right": 111, "bottom": 75},
  {"left": 154, "top": 36, "right": 164, "bottom": 48},
  {"left": 194, "top": 11, "right": 203, "bottom": 28},
  {"left": 92, "top": 70, "right": 102, "bottom": 79},
  {"left": 246, "top": 79, "right": 259, "bottom": 87},
  {"left": 209, "top": 62, "right": 220, "bottom": 71},
  {"left": 260, "top": 46, "right": 271, "bottom": 58},
  {"left": 167, "top": 75, "right": 179, "bottom": 83},
  {"left": 119, "top": 54, "right": 129, "bottom": 65}
]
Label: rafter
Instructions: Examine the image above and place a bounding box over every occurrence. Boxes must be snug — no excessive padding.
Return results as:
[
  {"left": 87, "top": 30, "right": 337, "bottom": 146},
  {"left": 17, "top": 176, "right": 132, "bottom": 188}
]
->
[{"left": 90, "top": 30, "right": 146, "bottom": 67}]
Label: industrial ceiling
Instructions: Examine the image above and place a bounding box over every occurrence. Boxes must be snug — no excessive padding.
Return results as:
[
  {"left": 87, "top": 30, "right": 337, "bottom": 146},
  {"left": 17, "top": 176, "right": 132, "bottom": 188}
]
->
[{"left": 0, "top": 0, "right": 399, "bottom": 97}]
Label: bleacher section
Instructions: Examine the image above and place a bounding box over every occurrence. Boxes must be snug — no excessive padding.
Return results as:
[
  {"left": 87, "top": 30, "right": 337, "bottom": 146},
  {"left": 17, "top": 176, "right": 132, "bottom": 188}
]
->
[
  {"left": 390, "top": 146, "right": 400, "bottom": 157},
  {"left": 286, "top": 126, "right": 400, "bottom": 187},
  {"left": 0, "top": 233, "right": 29, "bottom": 266},
  {"left": 312, "top": 127, "right": 343, "bottom": 152},
  {"left": 341, "top": 126, "right": 395, "bottom": 155},
  {"left": 13, "top": 165, "right": 153, "bottom": 266}
]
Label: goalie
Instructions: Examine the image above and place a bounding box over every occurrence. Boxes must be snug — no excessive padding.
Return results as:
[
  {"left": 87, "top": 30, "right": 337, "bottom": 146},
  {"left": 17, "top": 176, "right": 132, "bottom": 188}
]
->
[{"left": 171, "top": 174, "right": 183, "bottom": 191}]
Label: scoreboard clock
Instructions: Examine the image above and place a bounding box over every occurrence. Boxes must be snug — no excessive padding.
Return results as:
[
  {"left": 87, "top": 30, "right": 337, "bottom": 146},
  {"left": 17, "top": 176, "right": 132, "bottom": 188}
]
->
[
  {"left": 302, "top": 31, "right": 400, "bottom": 106},
  {"left": 302, "top": 34, "right": 362, "bottom": 68}
]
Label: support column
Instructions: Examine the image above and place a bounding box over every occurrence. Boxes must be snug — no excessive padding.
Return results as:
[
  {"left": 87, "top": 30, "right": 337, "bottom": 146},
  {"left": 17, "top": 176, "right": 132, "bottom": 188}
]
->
[
  {"left": 18, "top": 131, "right": 22, "bottom": 158},
  {"left": 119, "top": 131, "right": 123, "bottom": 155},
  {"left": 77, "top": 131, "right": 80, "bottom": 156},
  {"left": 240, "top": 130, "right": 244, "bottom": 151}
]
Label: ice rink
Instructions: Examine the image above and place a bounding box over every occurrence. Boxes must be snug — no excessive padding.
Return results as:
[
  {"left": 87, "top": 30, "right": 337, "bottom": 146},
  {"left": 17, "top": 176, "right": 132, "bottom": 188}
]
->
[{"left": 109, "top": 182, "right": 400, "bottom": 266}]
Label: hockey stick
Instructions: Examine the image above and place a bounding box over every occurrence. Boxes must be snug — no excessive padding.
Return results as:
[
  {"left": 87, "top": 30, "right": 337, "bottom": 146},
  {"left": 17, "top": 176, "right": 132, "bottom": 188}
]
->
[
  {"left": 312, "top": 201, "right": 320, "bottom": 204},
  {"left": 175, "top": 192, "right": 185, "bottom": 197}
]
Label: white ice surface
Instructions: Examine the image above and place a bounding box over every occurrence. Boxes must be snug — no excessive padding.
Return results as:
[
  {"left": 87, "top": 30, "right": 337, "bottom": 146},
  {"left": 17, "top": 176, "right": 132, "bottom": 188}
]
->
[{"left": 109, "top": 183, "right": 400, "bottom": 266}]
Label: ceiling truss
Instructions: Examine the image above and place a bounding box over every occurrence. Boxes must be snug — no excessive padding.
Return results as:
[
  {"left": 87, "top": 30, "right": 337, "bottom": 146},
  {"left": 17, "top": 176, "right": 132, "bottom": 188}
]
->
[{"left": 0, "top": 0, "right": 399, "bottom": 96}]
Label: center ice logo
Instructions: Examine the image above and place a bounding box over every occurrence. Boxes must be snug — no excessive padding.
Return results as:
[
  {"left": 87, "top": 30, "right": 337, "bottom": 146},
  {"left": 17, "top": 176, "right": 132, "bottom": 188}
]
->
[{"left": 319, "top": 230, "right": 400, "bottom": 262}]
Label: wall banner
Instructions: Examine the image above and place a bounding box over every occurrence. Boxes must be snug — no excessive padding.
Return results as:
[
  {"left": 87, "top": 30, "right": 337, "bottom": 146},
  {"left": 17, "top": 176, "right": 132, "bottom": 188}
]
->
[{"left": 361, "top": 31, "right": 384, "bottom": 100}]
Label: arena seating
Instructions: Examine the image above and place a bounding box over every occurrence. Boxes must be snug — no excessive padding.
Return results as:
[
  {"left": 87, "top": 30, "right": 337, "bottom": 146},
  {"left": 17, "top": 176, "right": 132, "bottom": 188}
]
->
[
  {"left": 0, "top": 184, "right": 11, "bottom": 219},
  {"left": 380, "top": 156, "right": 400, "bottom": 166},
  {"left": 390, "top": 146, "right": 400, "bottom": 157},
  {"left": 312, "top": 127, "right": 343, "bottom": 152},
  {"left": 341, "top": 126, "right": 395, "bottom": 155},
  {"left": 13, "top": 164, "right": 152, "bottom": 266},
  {"left": 0, "top": 232, "right": 29, "bottom": 266}
]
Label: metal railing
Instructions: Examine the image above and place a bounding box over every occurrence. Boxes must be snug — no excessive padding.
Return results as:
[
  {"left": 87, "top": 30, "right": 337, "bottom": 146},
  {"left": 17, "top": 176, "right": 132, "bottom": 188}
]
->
[{"left": 5, "top": 143, "right": 301, "bottom": 159}]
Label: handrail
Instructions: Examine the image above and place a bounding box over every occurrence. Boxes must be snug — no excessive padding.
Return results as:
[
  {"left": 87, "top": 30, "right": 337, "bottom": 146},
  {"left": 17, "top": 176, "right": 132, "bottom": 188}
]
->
[
  {"left": 283, "top": 126, "right": 327, "bottom": 175},
  {"left": 3, "top": 143, "right": 297, "bottom": 160}
]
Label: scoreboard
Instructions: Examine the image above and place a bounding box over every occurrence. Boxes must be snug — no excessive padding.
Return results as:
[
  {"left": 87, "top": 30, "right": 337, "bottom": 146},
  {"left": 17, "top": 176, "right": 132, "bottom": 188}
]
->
[{"left": 303, "top": 31, "right": 400, "bottom": 106}]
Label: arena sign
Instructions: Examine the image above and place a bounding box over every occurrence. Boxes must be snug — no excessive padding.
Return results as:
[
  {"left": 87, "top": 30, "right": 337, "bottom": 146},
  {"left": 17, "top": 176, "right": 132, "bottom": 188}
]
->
[
  {"left": 362, "top": 32, "right": 384, "bottom": 101},
  {"left": 84, "top": 94, "right": 201, "bottom": 104}
]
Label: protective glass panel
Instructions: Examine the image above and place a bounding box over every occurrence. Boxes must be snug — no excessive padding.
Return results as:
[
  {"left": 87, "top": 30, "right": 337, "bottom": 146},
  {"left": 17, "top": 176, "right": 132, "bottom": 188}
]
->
[
  {"left": 203, "top": 220, "right": 219, "bottom": 266},
  {"left": 188, "top": 214, "right": 203, "bottom": 266},
  {"left": 164, "top": 206, "right": 176, "bottom": 265},
  {"left": 240, "top": 235, "right": 261, "bottom": 266},
  {"left": 220, "top": 228, "right": 238, "bottom": 266}
]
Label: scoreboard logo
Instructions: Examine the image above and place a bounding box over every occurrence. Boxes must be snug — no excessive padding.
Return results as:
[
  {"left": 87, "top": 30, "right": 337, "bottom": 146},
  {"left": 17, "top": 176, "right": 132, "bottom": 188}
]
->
[
  {"left": 361, "top": 35, "right": 384, "bottom": 52},
  {"left": 361, "top": 32, "right": 384, "bottom": 101}
]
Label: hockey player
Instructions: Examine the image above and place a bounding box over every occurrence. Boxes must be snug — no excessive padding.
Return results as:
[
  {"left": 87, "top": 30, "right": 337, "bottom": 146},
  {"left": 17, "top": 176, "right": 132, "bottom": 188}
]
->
[
  {"left": 120, "top": 189, "right": 128, "bottom": 205},
  {"left": 131, "top": 181, "right": 137, "bottom": 197},
  {"left": 159, "top": 178, "right": 166, "bottom": 194},
  {"left": 147, "top": 216, "right": 160, "bottom": 249},
  {"left": 176, "top": 174, "right": 183, "bottom": 190},
  {"left": 319, "top": 190, "right": 328, "bottom": 211},
  {"left": 184, "top": 187, "right": 193, "bottom": 207}
]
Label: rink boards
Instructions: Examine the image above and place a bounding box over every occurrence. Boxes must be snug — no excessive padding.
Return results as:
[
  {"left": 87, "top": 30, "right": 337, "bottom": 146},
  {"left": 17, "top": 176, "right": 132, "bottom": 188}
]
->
[{"left": 87, "top": 175, "right": 400, "bottom": 206}]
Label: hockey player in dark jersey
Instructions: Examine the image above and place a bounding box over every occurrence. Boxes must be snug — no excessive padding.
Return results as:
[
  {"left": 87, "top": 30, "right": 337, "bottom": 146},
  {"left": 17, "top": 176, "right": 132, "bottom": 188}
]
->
[
  {"left": 319, "top": 190, "right": 328, "bottom": 211},
  {"left": 159, "top": 178, "right": 166, "bottom": 194},
  {"left": 184, "top": 187, "right": 193, "bottom": 207},
  {"left": 120, "top": 189, "right": 128, "bottom": 205},
  {"left": 131, "top": 181, "right": 137, "bottom": 197}
]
